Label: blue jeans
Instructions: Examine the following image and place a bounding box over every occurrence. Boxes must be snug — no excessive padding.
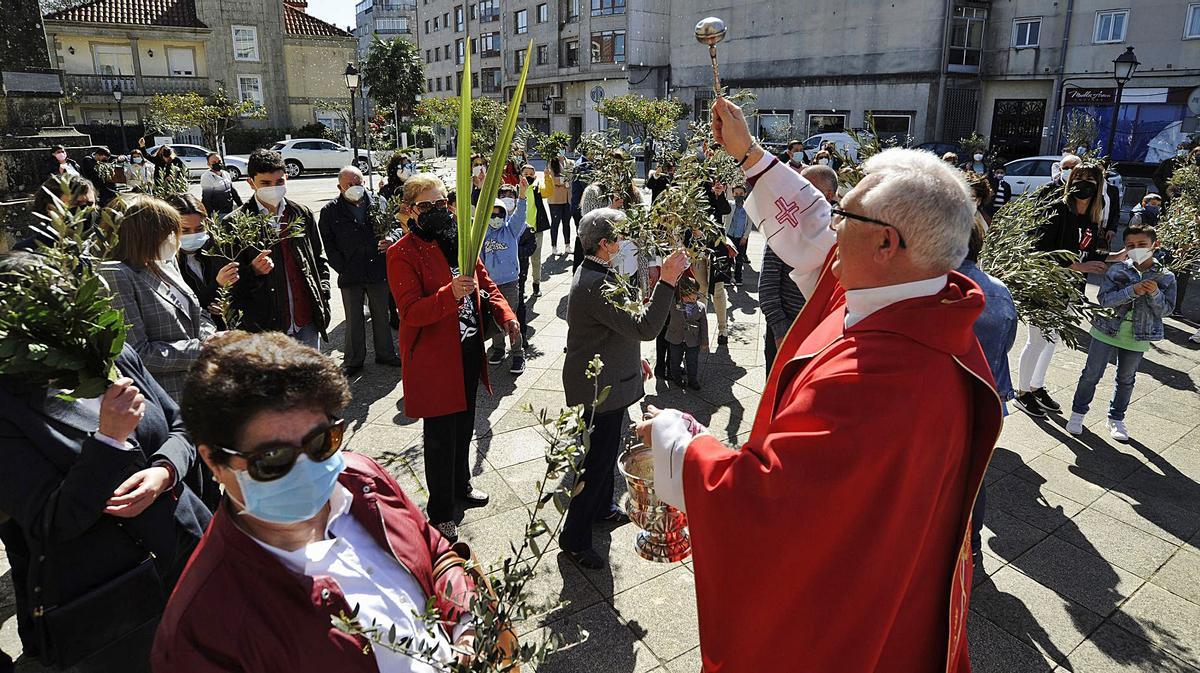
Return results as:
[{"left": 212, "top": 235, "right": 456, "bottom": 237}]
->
[
  {"left": 1071, "top": 337, "right": 1144, "bottom": 421},
  {"left": 291, "top": 323, "right": 322, "bottom": 351},
  {"left": 668, "top": 342, "right": 700, "bottom": 385}
]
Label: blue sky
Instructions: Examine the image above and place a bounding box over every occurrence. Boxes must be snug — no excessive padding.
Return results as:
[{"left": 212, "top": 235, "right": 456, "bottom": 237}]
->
[{"left": 307, "top": 0, "right": 356, "bottom": 33}]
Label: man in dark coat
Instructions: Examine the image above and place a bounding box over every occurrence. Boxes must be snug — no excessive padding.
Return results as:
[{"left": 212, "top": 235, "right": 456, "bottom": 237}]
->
[
  {"left": 78, "top": 146, "right": 118, "bottom": 205},
  {"left": 318, "top": 166, "right": 401, "bottom": 376},
  {"left": 230, "top": 149, "right": 331, "bottom": 348}
]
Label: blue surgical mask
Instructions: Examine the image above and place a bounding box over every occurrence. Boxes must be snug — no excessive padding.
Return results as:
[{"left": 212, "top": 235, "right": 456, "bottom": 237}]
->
[{"left": 233, "top": 451, "right": 345, "bottom": 524}]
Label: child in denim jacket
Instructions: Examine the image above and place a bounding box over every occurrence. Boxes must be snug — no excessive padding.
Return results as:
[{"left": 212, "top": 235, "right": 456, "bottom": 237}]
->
[{"left": 1067, "top": 224, "right": 1176, "bottom": 442}]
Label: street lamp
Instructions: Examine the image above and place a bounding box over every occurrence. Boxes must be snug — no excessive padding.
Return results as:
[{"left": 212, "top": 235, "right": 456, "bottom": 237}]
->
[
  {"left": 1104, "top": 46, "right": 1139, "bottom": 159},
  {"left": 344, "top": 62, "right": 360, "bottom": 167},
  {"left": 112, "top": 86, "right": 128, "bottom": 154}
]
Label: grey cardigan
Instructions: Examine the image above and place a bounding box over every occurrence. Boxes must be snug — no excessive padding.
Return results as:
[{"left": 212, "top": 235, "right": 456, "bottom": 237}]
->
[
  {"left": 99, "top": 261, "right": 216, "bottom": 401},
  {"left": 564, "top": 259, "right": 674, "bottom": 414}
]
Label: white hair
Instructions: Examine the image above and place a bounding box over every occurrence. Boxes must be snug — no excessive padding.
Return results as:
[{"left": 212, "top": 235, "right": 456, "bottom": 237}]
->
[
  {"left": 855, "top": 148, "right": 975, "bottom": 274},
  {"left": 339, "top": 165, "right": 364, "bottom": 181}
]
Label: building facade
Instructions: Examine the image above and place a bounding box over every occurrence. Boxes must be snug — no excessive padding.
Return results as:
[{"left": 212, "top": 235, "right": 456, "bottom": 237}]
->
[
  {"left": 44, "top": 0, "right": 356, "bottom": 144},
  {"left": 354, "top": 0, "right": 418, "bottom": 55}
]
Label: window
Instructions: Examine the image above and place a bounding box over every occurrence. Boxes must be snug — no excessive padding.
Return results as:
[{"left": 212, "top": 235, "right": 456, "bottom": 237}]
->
[
  {"left": 237, "top": 74, "right": 264, "bottom": 106},
  {"left": 515, "top": 48, "right": 526, "bottom": 70},
  {"left": 470, "top": 37, "right": 477, "bottom": 53},
  {"left": 166, "top": 47, "right": 196, "bottom": 76},
  {"left": 433, "top": 16, "right": 438, "bottom": 31},
  {"left": 537, "top": 3, "right": 548, "bottom": 22},
  {"left": 515, "top": 9, "right": 528, "bottom": 34},
  {"left": 377, "top": 17, "right": 410, "bottom": 33},
  {"left": 424, "top": 19, "right": 430, "bottom": 34},
  {"left": 456, "top": 39, "right": 465, "bottom": 64},
  {"left": 479, "top": 0, "right": 498, "bottom": 23},
  {"left": 443, "top": 12, "right": 450, "bottom": 28},
  {"left": 1012, "top": 17, "right": 1040, "bottom": 48},
  {"left": 1188, "top": 4, "right": 1200, "bottom": 38},
  {"left": 590, "top": 30, "right": 625, "bottom": 63},
  {"left": 868, "top": 113, "right": 913, "bottom": 144},
  {"left": 427, "top": 77, "right": 433, "bottom": 92},
  {"left": 315, "top": 110, "right": 347, "bottom": 139},
  {"left": 481, "top": 67, "right": 501, "bottom": 93},
  {"left": 446, "top": 75, "right": 453, "bottom": 90},
  {"left": 357, "top": 0, "right": 373, "bottom": 13},
  {"left": 591, "top": 0, "right": 624, "bottom": 16},
  {"left": 563, "top": 0, "right": 579, "bottom": 20},
  {"left": 470, "top": 3, "right": 477, "bottom": 20},
  {"left": 1094, "top": 9, "right": 1129, "bottom": 43},
  {"left": 562, "top": 39, "right": 579, "bottom": 66},
  {"left": 232, "top": 25, "right": 260, "bottom": 61},
  {"left": 455, "top": 5, "right": 464, "bottom": 31},
  {"left": 92, "top": 43, "right": 134, "bottom": 76},
  {"left": 436, "top": 78, "right": 442, "bottom": 91},
  {"left": 425, "top": 49, "right": 431, "bottom": 63},
  {"left": 536, "top": 44, "right": 548, "bottom": 64},
  {"left": 480, "top": 32, "right": 500, "bottom": 56},
  {"left": 434, "top": 49, "right": 440, "bottom": 62},
  {"left": 807, "top": 113, "right": 846, "bottom": 136},
  {"left": 948, "top": 7, "right": 986, "bottom": 70}
]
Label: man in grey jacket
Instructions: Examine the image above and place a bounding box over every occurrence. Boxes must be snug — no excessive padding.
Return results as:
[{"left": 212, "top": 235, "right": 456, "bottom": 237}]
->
[{"left": 561, "top": 208, "right": 687, "bottom": 569}]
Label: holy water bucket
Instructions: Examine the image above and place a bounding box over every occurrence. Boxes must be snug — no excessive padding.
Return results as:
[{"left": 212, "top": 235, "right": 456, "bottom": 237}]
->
[{"left": 617, "top": 442, "right": 691, "bottom": 563}]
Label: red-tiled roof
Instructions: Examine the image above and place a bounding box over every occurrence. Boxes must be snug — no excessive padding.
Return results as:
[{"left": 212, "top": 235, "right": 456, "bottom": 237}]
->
[
  {"left": 284, "top": 3, "right": 351, "bottom": 38},
  {"left": 45, "top": 0, "right": 207, "bottom": 28}
]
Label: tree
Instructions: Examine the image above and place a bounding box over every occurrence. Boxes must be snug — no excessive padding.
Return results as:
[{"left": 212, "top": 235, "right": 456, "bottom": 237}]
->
[
  {"left": 362, "top": 36, "right": 425, "bottom": 129},
  {"left": 595, "top": 93, "right": 685, "bottom": 170},
  {"left": 415, "top": 95, "right": 506, "bottom": 154},
  {"left": 146, "top": 88, "right": 266, "bottom": 156},
  {"left": 309, "top": 97, "right": 353, "bottom": 143}
]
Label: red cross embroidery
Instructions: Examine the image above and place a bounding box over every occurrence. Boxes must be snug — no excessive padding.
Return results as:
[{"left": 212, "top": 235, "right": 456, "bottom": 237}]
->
[{"left": 775, "top": 197, "right": 800, "bottom": 228}]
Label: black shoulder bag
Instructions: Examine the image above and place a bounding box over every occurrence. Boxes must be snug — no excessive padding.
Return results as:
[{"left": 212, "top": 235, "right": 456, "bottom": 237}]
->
[{"left": 28, "top": 491, "right": 166, "bottom": 668}]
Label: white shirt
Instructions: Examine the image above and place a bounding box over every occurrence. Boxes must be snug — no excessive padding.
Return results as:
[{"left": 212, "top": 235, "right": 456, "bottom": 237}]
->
[
  {"left": 254, "top": 197, "right": 302, "bottom": 335},
  {"left": 253, "top": 485, "right": 458, "bottom": 673},
  {"left": 843, "top": 275, "right": 948, "bottom": 328}
]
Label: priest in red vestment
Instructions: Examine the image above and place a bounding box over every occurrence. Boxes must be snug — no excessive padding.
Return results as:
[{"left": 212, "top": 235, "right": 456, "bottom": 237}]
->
[{"left": 636, "top": 98, "right": 1003, "bottom": 673}]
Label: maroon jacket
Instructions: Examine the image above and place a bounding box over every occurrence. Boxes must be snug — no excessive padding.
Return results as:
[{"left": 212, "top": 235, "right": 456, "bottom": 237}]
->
[
  {"left": 151, "top": 452, "right": 474, "bottom": 672},
  {"left": 387, "top": 233, "right": 517, "bottom": 418}
]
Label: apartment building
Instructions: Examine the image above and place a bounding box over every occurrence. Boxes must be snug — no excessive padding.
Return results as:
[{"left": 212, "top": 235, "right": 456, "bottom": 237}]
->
[{"left": 354, "top": 0, "right": 418, "bottom": 55}]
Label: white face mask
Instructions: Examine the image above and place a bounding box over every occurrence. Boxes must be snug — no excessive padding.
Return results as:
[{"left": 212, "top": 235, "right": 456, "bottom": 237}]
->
[
  {"left": 613, "top": 239, "right": 639, "bottom": 275},
  {"left": 396, "top": 167, "right": 411, "bottom": 180},
  {"left": 256, "top": 185, "right": 287, "bottom": 207},
  {"left": 344, "top": 185, "right": 366, "bottom": 202},
  {"left": 180, "top": 232, "right": 209, "bottom": 253},
  {"left": 158, "top": 233, "right": 179, "bottom": 261},
  {"left": 1059, "top": 168, "right": 1072, "bottom": 182},
  {"left": 818, "top": 158, "right": 830, "bottom": 166},
  {"left": 500, "top": 197, "right": 516, "bottom": 214},
  {"left": 973, "top": 153, "right": 984, "bottom": 162},
  {"left": 489, "top": 215, "right": 505, "bottom": 229},
  {"left": 54, "top": 151, "right": 67, "bottom": 162},
  {"left": 472, "top": 165, "right": 486, "bottom": 178},
  {"left": 1127, "top": 247, "right": 1155, "bottom": 265}
]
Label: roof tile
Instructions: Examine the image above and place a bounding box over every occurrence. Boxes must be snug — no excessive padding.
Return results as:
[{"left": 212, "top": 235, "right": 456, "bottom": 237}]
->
[{"left": 45, "top": 0, "right": 207, "bottom": 28}]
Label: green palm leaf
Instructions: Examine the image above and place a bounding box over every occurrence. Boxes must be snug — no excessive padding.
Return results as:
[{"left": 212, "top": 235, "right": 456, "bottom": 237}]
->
[{"left": 456, "top": 44, "right": 474, "bottom": 273}]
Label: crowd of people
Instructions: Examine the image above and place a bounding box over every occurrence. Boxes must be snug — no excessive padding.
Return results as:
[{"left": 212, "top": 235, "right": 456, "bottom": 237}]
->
[{"left": 2, "top": 106, "right": 1197, "bottom": 672}]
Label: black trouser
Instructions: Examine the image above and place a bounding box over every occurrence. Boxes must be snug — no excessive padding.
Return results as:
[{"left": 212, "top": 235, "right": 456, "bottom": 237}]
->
[
  {"left": 422, "top": 333, "right": 483, "bottom": 524},
  {"left": 560, "top": 406, "right": 627, "bottom": 552},
  {"left": 655, "top": 322, "right": 669, "bottom": 375},
  {"left": 668, "top": 342, "right": 701, "bottom": 385},
  {"left": 340, "top": 282, "right": 397, "bottom": 367},
  {"left": 765, "top": 325, "right": 779, "bottom": 372},
  {"left": 733, "top": 236, "right": 749, "bottom": 281},
  {"left": 549, "top": 203, "right": 572, "bottom": 247}
]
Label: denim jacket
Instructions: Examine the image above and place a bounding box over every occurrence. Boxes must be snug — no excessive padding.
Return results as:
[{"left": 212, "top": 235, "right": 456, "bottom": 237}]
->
[
  {"left": 1093, "top": 259, "right": 1176, "bottom": 342},
  {"left": 956, "top": 260, "right": 1017, "bottom": 401}
]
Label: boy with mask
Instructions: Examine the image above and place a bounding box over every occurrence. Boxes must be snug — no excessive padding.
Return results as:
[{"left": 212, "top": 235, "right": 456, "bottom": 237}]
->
[
  {"left": 985, "top": 165, "right": 1011, "bottom": 217},
  {"left": 230, "top": 148, "right": 331, "bottom": 348},
  {"left": 319, "top": 165, "right": 400, "bottom": 376},
  {"left": 1066, "top": 225, "right": 1176, "bottom": 441},
  {"left": 481, "top": 196, "right": 527, "bottom": 373}
]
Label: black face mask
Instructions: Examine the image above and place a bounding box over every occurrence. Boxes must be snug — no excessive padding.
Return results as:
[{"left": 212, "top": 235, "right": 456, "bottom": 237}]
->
[
  {"left": 210, "top": 163, "right": 222, "bottom": 171},
  {"left": 413, "top": 207, "right": 457, "bottom": 260},
  {"left": 1070, "top": 181, "right": 1098, "bottom": 201}
]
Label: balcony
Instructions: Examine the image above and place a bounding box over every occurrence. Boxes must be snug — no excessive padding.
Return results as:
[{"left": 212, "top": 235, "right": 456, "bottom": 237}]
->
[
  {"left": 66, "top": 74, "right": 208, "bottom": 96},
  {"left": 381, "top": 0, "right": 416, "bottom": 9}
]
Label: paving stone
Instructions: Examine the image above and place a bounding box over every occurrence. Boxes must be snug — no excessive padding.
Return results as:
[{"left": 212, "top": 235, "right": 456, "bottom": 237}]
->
[
  {"left": 1110, "top": 582, "right": 1200, "bottom": 668},
  {"left": 971, "top": 567, "right": 1101, "bottom": 664},
  {"left": 458, "top": 469, "right": 525, "bottom": 525},
  {"left": 1045, "top": 438, "right": 1152, "bottom": 483},
  {"left": 1062, "top": 622, "right": 1200, "bottom": 672},
  {"left": 1119, "top": 463, "right": 1200, "bottom": 516},
  {"left": 665, "top": 647, "right": 703, "bottom": 673},
  {"left": 986, "top": 472, "right": 1087, "bottom": 533},
  {"left": 1054, "top": 508, "right": 1179, "bottom": 579},
  {"left": 477, "top": 426, "right": 555, "bottom": 470},
  {"left": 987, "top": 443, "right": 1045, "bottom": 475},
  {"left": 1088, "top": 491, "right": 1200, "bottom": 547},
  {"left": 967, "top": 610, "right": 1055, "bottom": 673},
  {"left": 980, "top": 505, "right": 1051, "bottom": 564},
  {"left": 610, "top": 567, "right": 699, "bottom": 662},
  {"left": 1011, "top": 536, "right": 1143, "bottom": 618},
  {"left": 511, "top": 555, "right": 605, "bottom": 637},
  {"left": 1013, "top": 454, "right": 1107, "bottom": 507},
  {"left": 535, "top": 602, "right": 659, "bottom": 673},
  {"left": 575, "top": 522, "right": 680, "bottom": 599},
  {"left": 1149, "top": 548, "right": 1200, "bottom": 608}
]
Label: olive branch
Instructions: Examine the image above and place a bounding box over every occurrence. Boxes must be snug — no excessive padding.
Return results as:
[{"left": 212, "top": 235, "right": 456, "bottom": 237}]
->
[{"left": 201, "top": 210, "right": 306, "bottom": 329}]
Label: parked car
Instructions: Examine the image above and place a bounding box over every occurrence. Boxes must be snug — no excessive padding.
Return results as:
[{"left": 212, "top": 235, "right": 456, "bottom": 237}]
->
[
  {"left": 253, "top": 138, "right": 372, "bottom": 177},
  {"left": 804, "top": 132, "right": 864, "bottom": 161},
  {"left": 1003, "top": 155, "right": 1124, "bottom": 204},
  {"left": 146, "top": 144, "right": 248, "bottom": 180}
]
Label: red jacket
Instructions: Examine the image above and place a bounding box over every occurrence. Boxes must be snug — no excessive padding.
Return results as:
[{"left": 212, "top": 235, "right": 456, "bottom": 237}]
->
[
  {"left": 151, "top": 453, "right": 474, "bottom": 673},
  {"left": 387, "top": 233, "right": 516, "bottom": 418},
  {"left": 683, "top": 249, "right": 1001, "bottom": 673}
]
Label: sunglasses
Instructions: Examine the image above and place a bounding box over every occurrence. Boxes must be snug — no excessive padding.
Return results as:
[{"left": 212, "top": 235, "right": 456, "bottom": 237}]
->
[
  {"left": 412, "top": 198, "right": 449, "bottom": 214},
  {"left": 830, "top": 208, "right": 907, "bottom": 249},
  {"left": 215, "top": 418, "right": 346, "bottom": 482}
]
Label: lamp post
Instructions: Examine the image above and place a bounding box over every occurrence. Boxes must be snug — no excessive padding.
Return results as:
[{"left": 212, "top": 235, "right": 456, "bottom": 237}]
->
[
  {"left": 112, "top": 86, "right": 128, "bottom": 154},
  {"left": 1104, "top": 46, "right": 1139, "bottom": 159},
  {"left": 344, "top": 62, "right": 361, "bottom": 169}
]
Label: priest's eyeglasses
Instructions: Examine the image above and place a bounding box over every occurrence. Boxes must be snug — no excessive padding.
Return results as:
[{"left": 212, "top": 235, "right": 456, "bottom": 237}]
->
[
  {"left": 214, "top": 418, "right": 346, "bottom": 482},
  {"left": 830, "top": 208, "right": 907, "bottom": 249}
]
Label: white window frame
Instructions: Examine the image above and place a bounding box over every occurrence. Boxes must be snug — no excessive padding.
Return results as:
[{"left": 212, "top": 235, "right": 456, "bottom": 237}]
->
[
  {"left": 1186, "top": 4, "right": 1200, "bottom": 39},
  {"left": 1012, "top": 17, "right": 1041, "bottom": 48},
  {"left": 1093, "top": 9, "right": 1129, "bottom": 44},
  {"left": 166, "top": 46, "right": 197, "bottom": 76},
  {"left": 237, "top": 74, "right": 264, "bottom": 107},
  {"left": 377, "top": 17, "right": 409, "bottom": 33},
  {"left": 807, "top": 112, "right": 847, "bottom": 137},
  {"left": 92, "top": 43, "right": 134, "bottom": 76},
  {"left": 232, "top": 25, "right": 260, "bottom": 62}
]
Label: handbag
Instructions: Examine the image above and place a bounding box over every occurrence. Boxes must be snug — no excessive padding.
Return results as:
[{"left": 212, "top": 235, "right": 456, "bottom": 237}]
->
[
  {"left": 29, "top": 492, "right": 166, "bottom": 668},
  {"left": 433, "top": 541, "right": 520, "bottom": 672}
]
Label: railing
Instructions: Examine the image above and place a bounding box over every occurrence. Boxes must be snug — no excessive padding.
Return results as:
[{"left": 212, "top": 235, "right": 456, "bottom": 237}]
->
[{"left": 65, "top": 74, "right": 207, "bottom": 96}]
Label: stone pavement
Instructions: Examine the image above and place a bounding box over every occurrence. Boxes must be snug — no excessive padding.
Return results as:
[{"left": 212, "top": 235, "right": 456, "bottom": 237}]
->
[{"left": 3, "top": 176, "right": 1199, "bottom": 671}]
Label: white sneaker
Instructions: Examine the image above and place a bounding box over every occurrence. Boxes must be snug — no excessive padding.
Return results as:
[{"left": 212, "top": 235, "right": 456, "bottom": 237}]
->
[
  {"left": 1066, "top": 412, "right": 1086, "bottom": 436},
  {"left": 1107, "top": 419, "right": 1130, "bottom": 442},
  {"left": 1191, "top": 329, "right": 1200, "bottom": 344}
]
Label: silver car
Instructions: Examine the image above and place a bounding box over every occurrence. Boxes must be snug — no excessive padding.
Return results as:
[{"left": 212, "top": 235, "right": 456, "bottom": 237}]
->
[{"left": 146, "top": 144, "right": 248, "bottom": 180}]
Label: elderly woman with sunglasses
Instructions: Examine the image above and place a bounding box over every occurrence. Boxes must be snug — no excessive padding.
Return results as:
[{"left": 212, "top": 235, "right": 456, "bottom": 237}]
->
[
  {"left": 386, "top": 173, "right": 519, "bottom": 543},
  {"left": 152, "top": 331, "right": 477, "bottom": 673}
]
